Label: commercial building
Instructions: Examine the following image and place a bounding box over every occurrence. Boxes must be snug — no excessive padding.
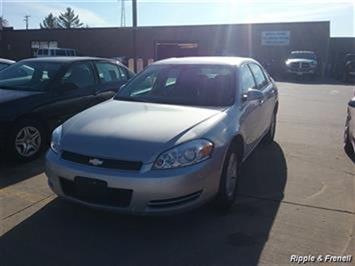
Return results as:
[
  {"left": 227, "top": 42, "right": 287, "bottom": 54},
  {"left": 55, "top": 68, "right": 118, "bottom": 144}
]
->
[{"left": 0, "top": 21, "right": 330, "bottom": 72}]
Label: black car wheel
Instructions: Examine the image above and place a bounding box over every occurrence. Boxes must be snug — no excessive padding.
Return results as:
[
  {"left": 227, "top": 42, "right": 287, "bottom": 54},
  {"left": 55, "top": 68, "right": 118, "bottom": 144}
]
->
[
  {"left": 344, "top": 127, "right": 354, "bottom": 156},
  {"left": 9, "top": 119, "right": 47, "bottom": 162},
  {"left": 215, "top": 146, "right": 240, "bottom": 210}
]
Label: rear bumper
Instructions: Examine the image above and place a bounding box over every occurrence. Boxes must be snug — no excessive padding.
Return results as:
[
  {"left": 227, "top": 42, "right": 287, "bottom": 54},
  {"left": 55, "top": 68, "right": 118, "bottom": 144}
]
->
[{"left": 45, "top": 147, "right": 225, "bottom": 215}]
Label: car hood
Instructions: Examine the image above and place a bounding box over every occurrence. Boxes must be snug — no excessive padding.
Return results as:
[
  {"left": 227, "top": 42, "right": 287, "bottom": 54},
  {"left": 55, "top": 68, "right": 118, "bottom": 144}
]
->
[
  {"left": 61, "top": 100, "right": 222, "bottom": 163},
  {"left": 286, "top": 58, "right": 317, "bottom": 64},
  {"left": 0, "top": 88, "right": 42, "bottom": 104}
]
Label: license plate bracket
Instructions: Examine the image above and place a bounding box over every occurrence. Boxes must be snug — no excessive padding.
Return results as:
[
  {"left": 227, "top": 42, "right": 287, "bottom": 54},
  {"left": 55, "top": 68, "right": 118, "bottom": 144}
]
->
[{"left": 75, "top": 176, "right": 107, "bottom": 199}]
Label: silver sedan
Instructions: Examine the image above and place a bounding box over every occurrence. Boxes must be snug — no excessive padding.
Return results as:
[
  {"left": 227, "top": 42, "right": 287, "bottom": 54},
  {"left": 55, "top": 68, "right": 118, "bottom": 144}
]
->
[{"left": 45, "top": 57, "right": 279, "bottom": 214}]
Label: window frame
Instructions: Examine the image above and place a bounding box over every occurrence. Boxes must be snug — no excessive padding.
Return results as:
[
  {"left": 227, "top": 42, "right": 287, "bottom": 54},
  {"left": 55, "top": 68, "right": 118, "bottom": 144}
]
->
[
  {"left": 248, "top": 63, "right": 270, "bottom": 91},
  {"left": 60, "top": 61, "right": 97, "bottom": 90},
  {"left": 94, "top": 61, "right": 128, "bottom": 85},
  {"left": 239, "top": 63, "right": 258, "bottom": 103}
]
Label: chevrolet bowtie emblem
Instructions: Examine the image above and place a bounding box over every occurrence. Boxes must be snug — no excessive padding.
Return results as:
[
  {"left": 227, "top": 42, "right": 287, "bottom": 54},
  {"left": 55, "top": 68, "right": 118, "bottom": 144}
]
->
[{"left": 88, "top": 158, "right": 104, "bottom": 166}]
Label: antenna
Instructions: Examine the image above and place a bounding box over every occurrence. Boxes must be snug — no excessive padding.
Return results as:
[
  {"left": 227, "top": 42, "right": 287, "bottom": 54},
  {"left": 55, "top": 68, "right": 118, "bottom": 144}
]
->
[
  {"left": 120, "top": 0, "right": 126, "bottom": 27},
  {"left": 24, "top": 14, "right": 30, "bottom": 30}
]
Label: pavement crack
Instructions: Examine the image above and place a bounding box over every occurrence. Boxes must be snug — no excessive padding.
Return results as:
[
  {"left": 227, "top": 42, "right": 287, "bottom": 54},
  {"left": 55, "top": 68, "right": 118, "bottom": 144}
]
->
[{"left": 1, "top": 194, "right": 54, "bottom": 221}]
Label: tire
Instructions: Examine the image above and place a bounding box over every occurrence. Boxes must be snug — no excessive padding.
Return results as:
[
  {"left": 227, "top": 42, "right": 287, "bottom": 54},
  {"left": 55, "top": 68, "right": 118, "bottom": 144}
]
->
[
  {"left": 263, "top": 112, "right": 277, "bottom": 144},
  {"left": 8, "top": 119, "right": 47, "bottom": 162},
  {"left": 344, "top": 127, "right": 354, "bottom": 156},
  {"left": 215, "top": 146, "right": 240, "bottom": 210}
]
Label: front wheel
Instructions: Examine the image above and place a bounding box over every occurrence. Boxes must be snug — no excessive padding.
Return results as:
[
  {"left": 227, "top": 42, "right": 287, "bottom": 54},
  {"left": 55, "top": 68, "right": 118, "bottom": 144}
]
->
[
  {"left": 344, "top": 127, "right": 354, "bottom": 156},
  {"left": 263, "top": 112, "right": 277, "bottom": 144},
  {"left": 215, "top": 148, "right": 240, "bottom": 210},
  {"left": 9, "top": 119, "right": 47, "bottom": 162}
]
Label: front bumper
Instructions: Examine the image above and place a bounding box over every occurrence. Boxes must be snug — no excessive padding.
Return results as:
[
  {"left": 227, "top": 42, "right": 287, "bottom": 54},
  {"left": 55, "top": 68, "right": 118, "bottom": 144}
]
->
[
  {"left": 286, "top": 68, "right": 315, "bottom": 75},
  {"left": 0, "top": 122, "right": 11, "bottom": 153},
  {"left": 45, "top": 148, "right": 225, "bottom": 214}
]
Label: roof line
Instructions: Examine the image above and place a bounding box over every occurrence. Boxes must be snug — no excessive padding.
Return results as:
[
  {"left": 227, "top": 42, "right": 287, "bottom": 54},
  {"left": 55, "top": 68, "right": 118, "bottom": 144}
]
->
[{"left": 3, "top": 21, "right": 330, "bottom": 32}]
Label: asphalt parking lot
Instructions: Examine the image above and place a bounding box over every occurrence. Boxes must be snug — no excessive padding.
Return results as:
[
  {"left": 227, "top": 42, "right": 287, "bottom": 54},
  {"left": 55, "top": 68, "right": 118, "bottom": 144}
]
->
[{"left": 0, "top": 79, "right": 354, "bottom": 266}]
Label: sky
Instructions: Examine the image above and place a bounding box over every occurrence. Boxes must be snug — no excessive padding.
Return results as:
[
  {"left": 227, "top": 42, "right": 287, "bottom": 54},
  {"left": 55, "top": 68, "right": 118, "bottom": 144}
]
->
[{"left": 0, "top": 0, "right": 354, "bottom": 37}]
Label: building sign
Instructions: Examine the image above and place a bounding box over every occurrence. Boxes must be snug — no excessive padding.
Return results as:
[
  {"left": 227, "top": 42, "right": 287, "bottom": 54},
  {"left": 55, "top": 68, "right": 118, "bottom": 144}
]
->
[{"left": 261, "top": 31, "right": 290, "bottom": 46}]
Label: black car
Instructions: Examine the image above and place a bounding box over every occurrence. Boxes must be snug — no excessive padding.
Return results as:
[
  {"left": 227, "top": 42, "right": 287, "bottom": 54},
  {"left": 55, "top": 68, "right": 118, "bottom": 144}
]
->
[
  {"left": 0, "top": 57, "right": 134, "bottom": 161},
  {"left": 0, "top": 58, "right": 15, "bottom": 71}
]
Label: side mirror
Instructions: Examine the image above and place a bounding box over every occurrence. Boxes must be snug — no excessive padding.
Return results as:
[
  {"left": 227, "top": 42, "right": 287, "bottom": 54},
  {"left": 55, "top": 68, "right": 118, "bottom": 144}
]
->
[
  {"left": 61, "top": 82, "right": 78, "bottom": 91},
  {"left": 348, "top": 100, "right": 355, "bottom": 108},
  {"left": 242, "top": 88, "right": 264, "bottom": 102}
]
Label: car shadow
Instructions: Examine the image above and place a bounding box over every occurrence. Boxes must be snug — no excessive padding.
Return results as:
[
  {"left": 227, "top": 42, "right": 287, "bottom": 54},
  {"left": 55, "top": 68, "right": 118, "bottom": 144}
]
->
[
  {"left": 0, "top": 156, "right": 45, "bottom": 189},
  {"left": 0, "top": 142, "right": 287, "bottom": 266},
  {"left": 274, "top": 76, "right": 353, "bottom": 85}
]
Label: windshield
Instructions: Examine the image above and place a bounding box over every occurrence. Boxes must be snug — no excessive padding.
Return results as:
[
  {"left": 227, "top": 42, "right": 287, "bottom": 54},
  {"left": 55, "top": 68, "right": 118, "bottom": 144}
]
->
[
  {"left": 115, "top": 64, "right": 235, "bottom": 107},
  {"left": 289, "top": 52, "right": 316, "bottom": 60},
  {"left": 0, "top": 61, "right": 63, "bottom": 91}
]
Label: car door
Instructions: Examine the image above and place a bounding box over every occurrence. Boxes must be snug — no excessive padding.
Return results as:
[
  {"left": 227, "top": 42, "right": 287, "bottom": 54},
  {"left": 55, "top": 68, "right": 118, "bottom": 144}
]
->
[
  {"left": 238, "top": 63, "right": 264, "bottom": 156},
  {"left": 248, "top": 63, "right": 276, "bottom": 136},
  {"left": 46, "top": 61, "right": 97, "bottom": 124},
  {"left": 93, "top": 61, "right": 129, "bottom": 102}
]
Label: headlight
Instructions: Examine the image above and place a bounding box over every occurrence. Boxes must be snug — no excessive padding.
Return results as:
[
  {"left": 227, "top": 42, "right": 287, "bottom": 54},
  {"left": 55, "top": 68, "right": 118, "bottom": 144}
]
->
[
  {"left": 50, "top": 125, "right": 62, "bottom": 154},
  {"left": 153, "top": 139, "right": 214, "bottom": 170}
]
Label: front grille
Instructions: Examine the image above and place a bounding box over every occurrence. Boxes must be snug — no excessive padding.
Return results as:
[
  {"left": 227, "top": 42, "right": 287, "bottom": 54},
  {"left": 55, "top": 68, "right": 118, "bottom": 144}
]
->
[
  {"left": 147, "top": 190, "right": 202, "bottom": 209},
  {"left": 60, "top": 177, "right": 133, "bottom": 207},
  {"left": 290, "top": 62, "right": 300, "bottom": 69},
  {"left": 61, "top": 150, "right": 142, "bottom": 171},
  {"left": 301, "top": 62, "right": 310, "bottom": 69}
]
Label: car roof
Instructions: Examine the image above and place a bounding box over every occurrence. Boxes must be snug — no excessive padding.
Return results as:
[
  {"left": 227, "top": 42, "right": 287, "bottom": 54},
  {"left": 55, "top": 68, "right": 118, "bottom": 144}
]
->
[
  {"left": 290, "top": 50, "right": 315, "bottom": 54},
  {"left": 38, "top": 48, "right": 75, "bottom": 50},
  {"left": 19, "top": 56, "right": 119, "bottom": 64},
  {"left": 0, "top": 58, "right": 15, "bottom": 64},
  {"left": 152, "top": 56, "right": 256, "bottom": 67}
]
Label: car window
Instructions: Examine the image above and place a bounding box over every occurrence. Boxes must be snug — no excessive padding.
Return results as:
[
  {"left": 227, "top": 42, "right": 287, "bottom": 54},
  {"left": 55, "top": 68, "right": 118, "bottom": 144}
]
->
[
  {"left": 117, "top": 66, "right": 129, "bottom": 81},
  {"left": 129, "top": 69, "right": 158, "bottom": 96},
  {"left": 249, "top": 63, "right": 268, "bottom": 89},
  {"left": 0, "top": 62, "right": 63, "bottom": 91},
  {"left": 240, "top": 64, "right": 257, "bottom": 95},
  {"left": 96, "top": 62, "right": 127, "bottom": 83},
  {"left": 56, "top": 50, "right": 66, "bottom": 56},
  {"left": 61, "top": 62, "right": 95, "bottom": 88}
]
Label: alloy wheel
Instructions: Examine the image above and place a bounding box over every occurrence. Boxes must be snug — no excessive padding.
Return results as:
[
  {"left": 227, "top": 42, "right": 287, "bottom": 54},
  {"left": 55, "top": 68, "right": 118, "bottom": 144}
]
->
[{"left": 15, "top": 126, "right": 42, "bottom": 157}]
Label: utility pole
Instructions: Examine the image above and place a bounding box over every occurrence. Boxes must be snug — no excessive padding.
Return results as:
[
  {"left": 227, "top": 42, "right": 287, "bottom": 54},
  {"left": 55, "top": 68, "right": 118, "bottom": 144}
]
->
[
  {"left": 120, "top": 0, "right": 126, "bottom": 27},
  {"left": 132, "top": 0, "right": 137, "bottom": 71},
  {"left": 24, "top": 15, "right": 30, "bottom": 30},
  {"left": 132, "top": 0, "right": 137, "bottom": 28}
]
